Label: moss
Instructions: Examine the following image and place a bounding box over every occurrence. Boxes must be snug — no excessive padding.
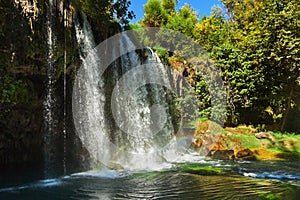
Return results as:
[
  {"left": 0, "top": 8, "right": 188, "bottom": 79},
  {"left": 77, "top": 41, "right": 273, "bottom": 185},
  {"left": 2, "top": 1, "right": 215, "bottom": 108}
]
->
[
  {"left": 280, "top": 183, "right": 300, "bottom": 199},
  {"left": 207, "top": 127, "right": 300, "bottom": 161},
  {"left": 153, "top": 47, "right": 169, "bottom": 63},
  {"left": 178, "top": 164, "right": 225, "bottom": 175},
  {"left": 230, "top": 134, "right": 262, "bottom": 149},
  {"left": 0, "top": 74, "right": 39, "bottom": 117},
  {"left": 259, "top": 193, "right": 281, "bottom": 200},
  {"left": 259, "top": 132, "right": 300, "bottom": 161}
]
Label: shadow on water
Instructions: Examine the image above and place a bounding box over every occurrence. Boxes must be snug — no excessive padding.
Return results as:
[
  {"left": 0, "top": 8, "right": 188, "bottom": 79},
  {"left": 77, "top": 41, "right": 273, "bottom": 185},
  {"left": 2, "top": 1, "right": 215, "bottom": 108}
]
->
[{"left": 0, "top": 163, "right": 44, "bottom": 189}]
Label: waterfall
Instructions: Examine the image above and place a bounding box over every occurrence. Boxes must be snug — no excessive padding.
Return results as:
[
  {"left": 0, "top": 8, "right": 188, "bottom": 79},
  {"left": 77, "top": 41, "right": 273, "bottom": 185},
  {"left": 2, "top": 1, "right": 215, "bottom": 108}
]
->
[
  {"left": 74, "top": 12, "right": 110, "bottom": 167},
  {"left": 62, "top": 3, "right": 68, "bottom": 175},
  {"left": 109, "top": 43, "right": 176, "bottom": 170},
  {"left": 43, "top": 0, "right": 57, "bottom": 177},
  {"left": 73, "top": 17, "right": 192, "bottom": 171},
  {"left": 74, "top": 13, "right": 95, "bottom": 58}
]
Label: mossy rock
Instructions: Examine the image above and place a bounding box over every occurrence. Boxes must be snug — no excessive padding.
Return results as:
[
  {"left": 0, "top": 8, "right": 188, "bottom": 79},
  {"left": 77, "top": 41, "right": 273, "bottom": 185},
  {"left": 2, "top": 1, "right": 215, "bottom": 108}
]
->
[{"left": 178, "top": 164, "right": 225, "bottom": 175}]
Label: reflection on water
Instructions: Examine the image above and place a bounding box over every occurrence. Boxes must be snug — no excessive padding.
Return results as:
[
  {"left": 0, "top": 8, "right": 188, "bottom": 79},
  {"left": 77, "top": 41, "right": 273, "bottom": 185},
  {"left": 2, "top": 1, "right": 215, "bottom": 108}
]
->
[{"left": 0, "top": 160, "right": 299, "bottom": 200}]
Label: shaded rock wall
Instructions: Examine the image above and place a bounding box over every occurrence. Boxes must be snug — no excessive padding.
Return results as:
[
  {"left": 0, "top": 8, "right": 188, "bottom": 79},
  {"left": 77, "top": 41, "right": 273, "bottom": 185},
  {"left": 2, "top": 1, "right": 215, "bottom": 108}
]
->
[
  {"left": 0, "top": 75, "right": 45, "bottom": 167},
  {"left": 0, "top": 0, "right": 130, "bottom": 170}
]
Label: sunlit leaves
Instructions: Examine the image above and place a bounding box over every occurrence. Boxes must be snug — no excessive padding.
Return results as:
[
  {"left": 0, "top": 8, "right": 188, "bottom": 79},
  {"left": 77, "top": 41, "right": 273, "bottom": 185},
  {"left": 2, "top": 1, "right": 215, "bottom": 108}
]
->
[
  {"left": 140, "top": 0, "right": 168, "bottom": 27},
  {"left": 138, "top": 0, "right": 300, "bottom": 129},
  {"left": 162, "top": 0, "right": 177, "bottom": 15},
  {"left": 166, "top": 4, "right": 198, "bottom": 38}
]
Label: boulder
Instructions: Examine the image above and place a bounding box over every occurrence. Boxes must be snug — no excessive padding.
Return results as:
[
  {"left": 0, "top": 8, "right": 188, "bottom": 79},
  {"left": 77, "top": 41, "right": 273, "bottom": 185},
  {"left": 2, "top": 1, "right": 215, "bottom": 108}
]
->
[
  {"left": 192, "top": 137, "right": 203, "bottom": 148},
  {"left": 209, "top": 150, "right": 235, "bottom": 160},
  {"left": 235, "top": 149, "right": 256, "bottom": 160},
  {"left": 255, "top": 132, "right": 276, "bottom": 144}
]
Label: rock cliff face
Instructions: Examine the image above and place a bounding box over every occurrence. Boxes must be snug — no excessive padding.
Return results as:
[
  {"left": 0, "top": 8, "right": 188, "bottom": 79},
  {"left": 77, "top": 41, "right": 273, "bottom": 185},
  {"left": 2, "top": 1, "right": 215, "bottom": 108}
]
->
[
  {"left": 0, "top": 0, "right": 131, "bottom": 169},
  {"left": 0, "top": 0, "right": 73, "bottom": 168},
  {"left": 0, "top": 74, "right": 45, "bottom": 167},
  {"left": 0, "top": 105, "right": 43, "bottom": 166}
]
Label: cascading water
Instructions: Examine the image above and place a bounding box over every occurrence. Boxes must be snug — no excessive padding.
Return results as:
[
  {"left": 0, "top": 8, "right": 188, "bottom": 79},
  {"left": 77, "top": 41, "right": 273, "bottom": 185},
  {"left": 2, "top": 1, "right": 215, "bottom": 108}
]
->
[
  {"left": 109, "top": 39, "right": 175, "bottom": 170},
  {"left": 62, "top": 3, "right": 68, "bottom": 175},
  {"left": 43, "top": 0, "right": 57, "bottom": 177},
  {"left": 74, "top": 12, "right": 110, "bottom": 167},
  {"left": 72, "top": 13, "right": 198, "bottom": 170},
  {"left": 73, "top": 16, "right": 193, "bottom": 171}
]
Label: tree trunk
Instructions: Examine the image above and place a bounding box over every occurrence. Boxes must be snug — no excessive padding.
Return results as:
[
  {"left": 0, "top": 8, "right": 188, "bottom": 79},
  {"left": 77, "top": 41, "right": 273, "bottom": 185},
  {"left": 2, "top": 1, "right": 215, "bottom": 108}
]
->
[{"left": 280, "top": 85, "right": 294, "bottom": 132}]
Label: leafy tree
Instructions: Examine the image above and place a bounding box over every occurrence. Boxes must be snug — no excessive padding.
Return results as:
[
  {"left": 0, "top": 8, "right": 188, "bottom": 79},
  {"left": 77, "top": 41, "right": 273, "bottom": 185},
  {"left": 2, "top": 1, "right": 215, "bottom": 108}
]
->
[
  {"left": 73, "top": 0, "right": 133, "bottom": 24},
  {"left": 165, "top": 4, "right": 198, "bottom": 38},
  {"left": 139, "top": 0, "right": 300, "bottom": 131},
  {"left": 112, "top": 0, "right": 135, "bottom": 25},
  {"left": 217, "top": 0, "right": 300, "bottom": 128},
  {"left": 243, "top": 0, "right": 300, "bottom": 130},
  {"left": 140, "top": 0, "right": 168, "bottom": 27},
  {"left": 74, "top": 0, "right": 134, "bottom": 42},
  {"left": 194, "top": 8, "right": 229, "bottom": 51},
  {"left": 162, "top": 0, "right": 178, "bottom": 15}
]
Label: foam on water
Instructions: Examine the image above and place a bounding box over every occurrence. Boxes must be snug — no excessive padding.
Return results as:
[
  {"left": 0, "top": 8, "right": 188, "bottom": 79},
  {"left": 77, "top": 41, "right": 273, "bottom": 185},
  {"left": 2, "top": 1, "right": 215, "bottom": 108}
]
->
[
  {"left": 70, "top": 169, "right": 128, "bottom": 179},
  {"left": 242, "top": 171, "right": 300, "bottom": 181},
  {"left": 0, "top": 178, "right": 62, "bottom": 192}
]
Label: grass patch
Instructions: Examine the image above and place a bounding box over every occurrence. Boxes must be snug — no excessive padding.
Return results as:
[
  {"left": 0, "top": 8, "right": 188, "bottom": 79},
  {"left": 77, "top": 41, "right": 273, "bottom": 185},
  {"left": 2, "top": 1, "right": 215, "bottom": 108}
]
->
[
  {"left": 196, "top": 124, "right": 300, "bottom": 161},
  {"left": 263, "top": 132, "right": 300, "bottom": 160},
  {"left": 251, "top": 148, "right": 282, "bottom": 160},
  {"left": 271, "top": 132, "right": 300, "bottom": 139},
  {"left": 230, "top": 134, "right": 262, "bottom": 149}
]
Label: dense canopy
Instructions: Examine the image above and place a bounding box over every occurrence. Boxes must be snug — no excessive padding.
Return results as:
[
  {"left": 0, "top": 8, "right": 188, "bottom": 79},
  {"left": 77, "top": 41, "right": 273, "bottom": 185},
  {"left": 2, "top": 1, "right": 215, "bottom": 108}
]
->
[{"left": 138, "top": 0, "right": 300, "bottom": 132}]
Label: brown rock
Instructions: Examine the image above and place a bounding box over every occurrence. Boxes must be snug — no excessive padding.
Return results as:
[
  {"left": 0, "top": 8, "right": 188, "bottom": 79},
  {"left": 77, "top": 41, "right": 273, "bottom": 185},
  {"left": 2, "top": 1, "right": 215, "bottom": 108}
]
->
[
  {"left": 235, "top": 149, "right": 256, "bottom": 160},
  {"left": 192, "top": 138, "right": 203, "bottom": 148},
  {"left": 255, "top": 132, "right": 276, "bottom": 144},
  {"left": 209, "top": 150, "right": 235, "bottom": 160}
]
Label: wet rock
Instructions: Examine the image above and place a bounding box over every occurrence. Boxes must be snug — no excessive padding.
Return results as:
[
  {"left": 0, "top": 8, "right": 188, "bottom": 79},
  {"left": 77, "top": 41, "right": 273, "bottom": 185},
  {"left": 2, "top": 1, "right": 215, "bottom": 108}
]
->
[
  {"left": 192, "top": 137, "right": 203, "bottom": 148},
  {"left": 108, "top": 162, "right": 124, "bottom": 170},
  {"left": 255, "top": 132, "right": 276, "bottom": 144},
  {"left": 0, "top": 106, "right": 44, "bottom": 167},
  {"left": 235, "top": 149, "right": 256, "bottom": 160},
  {"left": 209, "top": 150, "right": 235, "bottom": 160}
]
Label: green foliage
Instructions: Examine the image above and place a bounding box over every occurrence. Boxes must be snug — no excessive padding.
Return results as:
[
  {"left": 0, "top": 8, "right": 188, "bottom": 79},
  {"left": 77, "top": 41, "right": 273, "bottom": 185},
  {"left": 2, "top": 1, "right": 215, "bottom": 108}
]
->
[
  {"left": 72, "top": 0, "right": 134, "bottom": 44},
  {"left": 128, "top": 23, "right": 142, "bottom": 30},
  {"left": 195, "top": 0, "right": 300, "bottom": 128},
  {"left": 140, "top": 0, "right": 198, "bottom": 39},
  {"left": 139, "top": 0, "right": 300, "bottom": 131},
  {"left": 75, "top": 0, "right": 134, "bottom": 25},
  {"left": 230, "top": 133, "right": 262, "bottom": 149},
  {"left": 0, "top": 0, "right": 135, "bottom": 120},
  {"left": 153, "top": 47, "right": 169, "bottom": 62},
  {"left": 165, "top": 4, "right": 198, "bottom": 38},
  {"left": 178, "top": 163, "right": 225, "bottom": 175},
  {"left": 161, "top": 0, "right": 177, "bottom": 15},
  {"left": 112, "top": 0, "right": 135, "bottom": 25},
  {"left": 194, "top": 10, "right": 228, "bottom": 51},
  {"left": 259, "top": 193, "right": 281, "bottom": 200},
  {"left": 0, "top": 72, "right": 31, "bottom": 116},
  {"left": 195, "top": 77, "right": 211, "bottom": 119},
  {"left": 264, "top": 106, "right": 283, "bottom": 123},
  {"left": 141, "top": 0, "right": 168, "bottom": 27},
  {"left": 140, "top": 1, "right": 201, "bottom": 58},
  {"left": 177, "top": 87, "right": 200, "bottom": 122}
]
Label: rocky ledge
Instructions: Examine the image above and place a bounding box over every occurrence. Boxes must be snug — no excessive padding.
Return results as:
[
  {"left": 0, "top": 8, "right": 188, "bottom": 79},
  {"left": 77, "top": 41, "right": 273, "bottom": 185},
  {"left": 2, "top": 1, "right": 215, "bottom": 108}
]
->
[{"left": 192, "top": 121, "right": 300, "bottom": 161}]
